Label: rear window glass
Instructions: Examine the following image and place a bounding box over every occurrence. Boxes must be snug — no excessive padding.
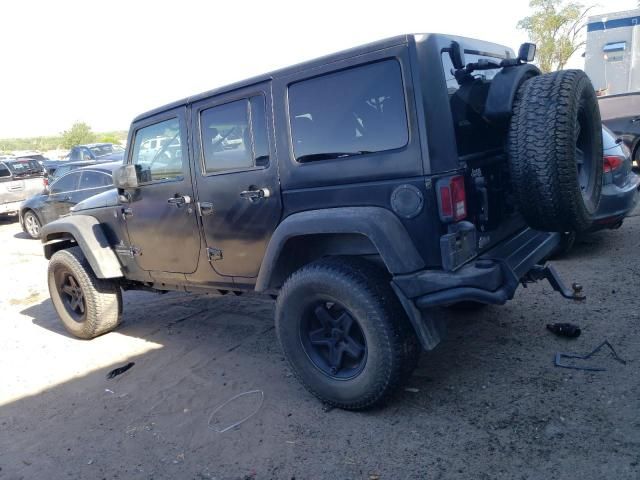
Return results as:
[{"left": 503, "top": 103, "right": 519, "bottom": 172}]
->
[
  {"left": 6, "top": 159, "right": 42, "bottom": 177},
  {"left": 288, "top": 59, "right": 408, "bottom": 163},
  {"left": 602, "top": 127, "right": 621, "bottom": 150},
  {"left": 441, "top": 50, "right": 505, "bottom": 157}
]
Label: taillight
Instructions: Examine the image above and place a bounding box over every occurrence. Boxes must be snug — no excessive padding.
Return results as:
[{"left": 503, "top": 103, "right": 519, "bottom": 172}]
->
[
  {"left": 43, "top": 177, "right": 49, "bottom": 186},
  {"left": 437, "top": 175, "right": 467, "bottom": 222},
  {"left": 603, "top": 155, "right": 624, "bottom": 173}
]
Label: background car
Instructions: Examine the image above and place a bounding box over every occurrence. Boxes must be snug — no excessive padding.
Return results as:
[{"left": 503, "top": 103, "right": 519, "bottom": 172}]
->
[
  {"left": 66, "top": 143, "right": 125, "bottom": 162},
  {"left": 555, "top": 125, "right": 640, "bottom": 255},
  {"left": 599, "top": 92, "right": 640, "bottom": 170},
  {"left": 0, "top": 157, "right": 45, "bottom": 217},
  {"left": 45, "top": 159, "right": 113, "bottom": 184},
  {"left": 19, "top": 162, "right": 119, "bottom": 239}
]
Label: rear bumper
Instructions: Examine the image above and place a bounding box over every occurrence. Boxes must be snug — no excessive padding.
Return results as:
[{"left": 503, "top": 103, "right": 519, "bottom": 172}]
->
[
  {"left": 0, "top": 201, "right": 22, "bottom": 214},
  {"left": 392, "top": 228, "right": 561, "bottom": 349},
  {"left": 589, "top": 174, "right": 640, "bottom": 230}
]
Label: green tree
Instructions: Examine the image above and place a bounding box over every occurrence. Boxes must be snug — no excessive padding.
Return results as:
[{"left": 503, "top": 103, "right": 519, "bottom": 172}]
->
[
  {"left": 517, "top": 0, "right": 594, "bottom": 73},
  {"left": 61, "top": 122, "right": 96, "bottom": 148}
]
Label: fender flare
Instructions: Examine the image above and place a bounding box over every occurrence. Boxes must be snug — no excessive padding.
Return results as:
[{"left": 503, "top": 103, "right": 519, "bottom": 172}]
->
[
  {"left": 255, "top": 206, "right": 425, "bottom": 291},
  {"left": 484, "top": 64, "right": 541, "bottom": 122},
  {"left": 41, "top": 215, "right": 123, "bottom": 279}
]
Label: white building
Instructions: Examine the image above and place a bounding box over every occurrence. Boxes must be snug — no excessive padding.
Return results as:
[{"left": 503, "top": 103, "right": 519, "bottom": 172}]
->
[{"left": 585, "top": 9, "right": 640, "bottom": 95}]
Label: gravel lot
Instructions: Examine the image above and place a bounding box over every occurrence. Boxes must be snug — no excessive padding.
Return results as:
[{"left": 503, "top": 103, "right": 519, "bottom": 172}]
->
[{"left": 1, "top": 209, "right": 639, "bottom": 480}]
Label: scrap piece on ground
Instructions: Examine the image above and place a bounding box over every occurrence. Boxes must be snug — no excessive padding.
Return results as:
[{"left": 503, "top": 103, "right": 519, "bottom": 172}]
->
[
  {"left": 106, "top": 362, "right": 135, "bottom": 379},
  {"left": 554, "top": 340, "right": 627, "bottom": 371},
  {"left": 547, "top": 322, "right": 582, "bottom": 338}
]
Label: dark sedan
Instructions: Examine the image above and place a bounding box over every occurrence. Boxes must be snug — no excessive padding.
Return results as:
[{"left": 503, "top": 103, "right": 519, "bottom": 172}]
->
[
  {"left": 555, "top": 126, "right": 640, "bottom": 255},
  {"left": 19, "top": 162, "right": 120, "bottom": 239}
]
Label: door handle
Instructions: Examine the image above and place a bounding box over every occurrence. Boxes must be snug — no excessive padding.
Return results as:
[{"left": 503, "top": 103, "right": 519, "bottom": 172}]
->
[
  {"left": 167, "top": 195, "right": 192, "bottom": 207},
  {"left": 239, "top": 187, "right": 271, "bottom": 201},
  {"left": 632, "top": 117, "right": 640, "bottom": 123},
  {"left": 121, "top": 207, "right": 133, "bottom": 220}
]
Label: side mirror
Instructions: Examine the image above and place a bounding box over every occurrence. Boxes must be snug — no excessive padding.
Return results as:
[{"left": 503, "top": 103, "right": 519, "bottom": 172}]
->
[
  {"left": 449, "top": 41, "right": 466, "bottom": 70},
  {"left": 518, "top": 43, "right": 536, "bottom": 63},
  {"left": 113, "top": 164, "right": 139, "bottom": 190}
]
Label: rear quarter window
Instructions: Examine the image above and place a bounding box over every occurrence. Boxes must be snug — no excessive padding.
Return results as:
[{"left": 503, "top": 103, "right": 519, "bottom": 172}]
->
[{"left": 288, "top": 59, "right": 409, "bottom": 163}]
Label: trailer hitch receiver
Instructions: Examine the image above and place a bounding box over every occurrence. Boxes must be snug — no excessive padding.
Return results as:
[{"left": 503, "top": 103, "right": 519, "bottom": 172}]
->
[{"left": 522, "top": 264, "right": 585, "bottom": 301}]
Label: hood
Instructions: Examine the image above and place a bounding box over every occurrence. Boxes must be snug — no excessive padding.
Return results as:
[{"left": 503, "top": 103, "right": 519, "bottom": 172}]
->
[{"left": 71, "top": 188, "right": 119, "bottom": 212}]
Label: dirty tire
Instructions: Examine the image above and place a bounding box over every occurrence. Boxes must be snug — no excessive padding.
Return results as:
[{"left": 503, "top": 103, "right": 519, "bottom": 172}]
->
[
  {"left": 48, "top": 246, "right": 122, "bottom": 339},
  {"left": 276, "top": 257, "right": 419, "bottom": 410},
  {"left": 23, "top": 210, "right": 41, "bottom": 239},
  {"left": 507, "top": 69, "right": 603, "bottom": 232}
]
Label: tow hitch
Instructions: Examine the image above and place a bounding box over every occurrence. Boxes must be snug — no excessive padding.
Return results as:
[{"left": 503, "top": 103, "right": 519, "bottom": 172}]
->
[{"left": 522, "top": 264, "right": 585, "bottom": 301}]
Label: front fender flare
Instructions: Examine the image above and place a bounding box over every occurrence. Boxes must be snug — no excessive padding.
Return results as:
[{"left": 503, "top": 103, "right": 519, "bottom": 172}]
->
[
  {"left": 41, "top": 215, "right": 123, "bottom": 279},
  {"left": 255, "top": 207, "right": 425, "bottom": 291}
]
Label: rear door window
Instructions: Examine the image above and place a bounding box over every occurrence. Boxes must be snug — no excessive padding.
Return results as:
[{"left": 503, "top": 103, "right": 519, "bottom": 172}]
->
[
  {"left": 79, "top": 171, "right": 112, "bottom": 189},
  {"left": 0, "top": 163, "right": 12, "bottom": 179},
  {"left": 288, "top": 59, "right": 408, "bottom": 163},
  {"left": 50, "top": 172, "right": 81, "bottom": 194}
]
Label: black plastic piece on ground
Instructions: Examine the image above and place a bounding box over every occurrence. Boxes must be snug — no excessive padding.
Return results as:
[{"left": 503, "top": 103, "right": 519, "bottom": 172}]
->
[
  {"left": 547, "top": 322, "right": 581, "bottom": 338},
  {"left": 106, "top": 362, "right": 135, "bottom": 379},
  {"left": 554, "top": 340, "right": 626, "bottom": 371}
]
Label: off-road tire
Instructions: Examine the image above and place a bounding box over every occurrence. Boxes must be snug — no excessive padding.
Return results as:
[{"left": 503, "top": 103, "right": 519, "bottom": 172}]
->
[
  {"left": 275, "top": 257, "right": 420, "bottom": 410},
  {"left": 507, "top": 69, "right": 603, "bottom": 232},
  {"left": 48, "top": 246, "right": 122, "bottom": 339},
  {"left": 23, "top": 210, "right": 41, "bottom": 239}
]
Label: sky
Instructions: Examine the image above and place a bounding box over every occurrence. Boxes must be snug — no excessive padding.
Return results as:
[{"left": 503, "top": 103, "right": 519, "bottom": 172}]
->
[{"left": 0, "top": 0, "right": 634, "bottom": 138}]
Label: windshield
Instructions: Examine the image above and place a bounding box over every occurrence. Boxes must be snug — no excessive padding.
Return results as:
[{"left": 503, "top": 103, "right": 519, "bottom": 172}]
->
[{"left": 90, "top": 144, "right": 124, "bottom": 157}]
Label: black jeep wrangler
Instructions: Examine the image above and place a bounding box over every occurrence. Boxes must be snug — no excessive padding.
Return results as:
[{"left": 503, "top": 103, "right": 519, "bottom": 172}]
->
[{"left": 41, "top": 34, "right": 603, "bottom": 410}]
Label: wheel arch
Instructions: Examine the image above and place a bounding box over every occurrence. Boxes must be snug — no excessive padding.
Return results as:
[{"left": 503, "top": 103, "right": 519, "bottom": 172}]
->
[
  {"left": 255, "top": 207, "right": 425, "bottom": 291},
  {"left": 41, "top": 215, "right": 123, "bottom": 279}
]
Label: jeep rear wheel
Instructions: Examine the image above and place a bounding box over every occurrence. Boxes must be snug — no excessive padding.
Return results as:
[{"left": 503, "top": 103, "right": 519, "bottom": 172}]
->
[
  {"left": 275, "top": 257, "right": 419, "bottom": 410},
  {"left": 48, "top": 246, "right": 122, "bottom": 339},
  {"left": 507, "top": 69, "right": 603, "bottom": 232}
]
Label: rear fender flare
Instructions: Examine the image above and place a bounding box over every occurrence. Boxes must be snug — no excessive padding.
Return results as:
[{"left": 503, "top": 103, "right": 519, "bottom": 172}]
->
[{"left": 255, "top": 207, "right": 425, "bottom": 291}]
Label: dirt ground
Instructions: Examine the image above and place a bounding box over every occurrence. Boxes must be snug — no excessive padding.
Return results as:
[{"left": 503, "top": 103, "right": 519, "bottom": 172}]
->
[{"left": 1, "top": 210, "right": 639, "bottom": 480}]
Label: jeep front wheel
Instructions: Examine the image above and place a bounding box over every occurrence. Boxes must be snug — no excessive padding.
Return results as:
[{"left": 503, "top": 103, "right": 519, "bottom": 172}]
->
[
  {"left": 48, "top": 246, "right": 122, "bottom": 339},
  {"left": 275, "top": 257, "right": 419, "bottom": 410}
]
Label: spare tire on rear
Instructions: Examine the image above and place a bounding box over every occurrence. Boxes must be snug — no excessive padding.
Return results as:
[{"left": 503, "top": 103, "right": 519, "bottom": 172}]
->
[{"left": 507, "top": 69, "right": 603, "bottom": 233}]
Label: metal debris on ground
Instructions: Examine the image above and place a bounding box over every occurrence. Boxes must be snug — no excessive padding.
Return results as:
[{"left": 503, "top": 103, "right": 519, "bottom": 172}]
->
[
  {"left": 207, "top": 390, "right": 264, "bottom": 433},
  {"left": 106, "top": 362, "right": 135, "bottom": 379},
  {"left": 546, "top": 322, "right": 581, "bottom": 338},
  {"left": 554, "top": 340, "right": 627, "bottom": 372}
]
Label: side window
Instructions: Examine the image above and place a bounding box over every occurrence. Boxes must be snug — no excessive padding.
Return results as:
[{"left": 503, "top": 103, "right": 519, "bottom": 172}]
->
[
  {"left": 0, "top": 163, "right": 11, "bottom": 179},
  {"left": 131, "top": 118, "right": 184, "bottom": 183},
  {"left": 79, "top": 171, "right": 111, "bottom": 189},
  {"left": 69, "top": 148, "right": 81, "bottom": 162},
  {"left": 50, "top": 172, "right": 80, "bottom": 194},
  {"left": 200, "top": 100, "right": 252, "bottom": 172},
  {"left": 288, "top": 59, "right": 408, "bottom": 163}
]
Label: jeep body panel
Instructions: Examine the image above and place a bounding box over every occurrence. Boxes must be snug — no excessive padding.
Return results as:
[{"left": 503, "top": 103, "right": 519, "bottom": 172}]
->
[{"left": 41, "top": 215, "right": 123, "bottom": 279}]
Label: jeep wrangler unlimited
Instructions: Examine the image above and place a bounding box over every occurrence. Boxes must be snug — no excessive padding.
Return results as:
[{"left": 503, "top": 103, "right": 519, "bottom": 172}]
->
[{"left": 41, "top": 34, "right": 603, "bottom": 410}]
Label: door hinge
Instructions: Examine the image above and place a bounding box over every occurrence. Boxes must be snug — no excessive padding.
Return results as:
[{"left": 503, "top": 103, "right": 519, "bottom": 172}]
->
[
  {"left": 116, "top": 244, "right": 142, "bottom": 257},
  {"left": 207, "top": 247, "right": 223, "bottom": 261},
  {"left": 197, "top": 201, "right": 214, "bottom": 216}
]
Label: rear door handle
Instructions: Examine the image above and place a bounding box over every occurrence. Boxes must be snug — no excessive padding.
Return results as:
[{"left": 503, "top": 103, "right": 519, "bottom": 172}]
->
[
  {"left": 167, "top": 195, "right": 191, "bottom": 206},
  {"left": 239, "top": 187, "right": 271, "bottom": 201},
  {"left": 632, "top": 117, "right": 640, "bottom": 123}
]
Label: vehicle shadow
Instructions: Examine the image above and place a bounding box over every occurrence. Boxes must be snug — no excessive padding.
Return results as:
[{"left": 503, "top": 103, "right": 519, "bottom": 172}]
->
[{"left": 13, "top": 230, "right": 32, "bottom": 240}]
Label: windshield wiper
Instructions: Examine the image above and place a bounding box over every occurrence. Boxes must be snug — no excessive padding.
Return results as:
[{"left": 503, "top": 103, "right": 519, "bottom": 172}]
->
[{"left": 296, "top": 151, "right": 372, "bottom": 163}]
